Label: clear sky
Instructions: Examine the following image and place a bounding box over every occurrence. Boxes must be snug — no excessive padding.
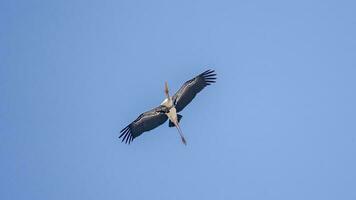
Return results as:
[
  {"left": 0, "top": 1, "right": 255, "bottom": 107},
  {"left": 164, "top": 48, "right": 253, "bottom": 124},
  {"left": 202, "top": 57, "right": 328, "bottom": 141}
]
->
[{"left": 1, "top": 0, "right": 356, "bottom": 199}]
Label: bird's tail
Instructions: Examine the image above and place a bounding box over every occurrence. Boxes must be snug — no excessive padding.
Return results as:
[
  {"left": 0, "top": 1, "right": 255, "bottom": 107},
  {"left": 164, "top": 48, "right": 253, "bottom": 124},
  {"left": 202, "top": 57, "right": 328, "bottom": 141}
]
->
[{"left": 169, "top": 114, "right": 183, "bottom": 127}]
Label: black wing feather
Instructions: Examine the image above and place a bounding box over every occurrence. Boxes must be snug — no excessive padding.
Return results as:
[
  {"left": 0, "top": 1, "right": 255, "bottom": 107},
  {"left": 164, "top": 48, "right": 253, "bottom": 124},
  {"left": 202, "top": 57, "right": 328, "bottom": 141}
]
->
[
  {"left": 119, "top": 105, "right": 169, "bottom": 144},
  {"left": 172, "top": 69, "right": 217, "bottom": 112}
]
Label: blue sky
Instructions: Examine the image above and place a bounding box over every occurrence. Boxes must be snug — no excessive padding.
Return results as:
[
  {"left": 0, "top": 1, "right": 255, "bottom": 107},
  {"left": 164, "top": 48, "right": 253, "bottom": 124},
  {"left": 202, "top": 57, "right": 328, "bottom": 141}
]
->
[{"left": 1, "top": 0, "right": 356, "bottom": 199}]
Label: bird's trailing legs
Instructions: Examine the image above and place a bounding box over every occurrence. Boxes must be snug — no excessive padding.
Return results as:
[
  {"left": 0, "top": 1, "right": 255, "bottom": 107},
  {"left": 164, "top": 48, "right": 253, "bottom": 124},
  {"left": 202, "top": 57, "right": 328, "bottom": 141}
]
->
[
  {"left": 164, "top": 81, "right": 187, "bottom": 146},
  {"left": 174, "top": 121, "right": 187, "bottom": 145}
]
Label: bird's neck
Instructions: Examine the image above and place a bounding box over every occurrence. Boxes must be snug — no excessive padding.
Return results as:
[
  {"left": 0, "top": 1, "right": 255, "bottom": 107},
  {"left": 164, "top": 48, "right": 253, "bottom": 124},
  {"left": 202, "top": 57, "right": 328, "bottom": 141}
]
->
[{"left": 161, "top": 97, "right": 173, "bottom": 108}]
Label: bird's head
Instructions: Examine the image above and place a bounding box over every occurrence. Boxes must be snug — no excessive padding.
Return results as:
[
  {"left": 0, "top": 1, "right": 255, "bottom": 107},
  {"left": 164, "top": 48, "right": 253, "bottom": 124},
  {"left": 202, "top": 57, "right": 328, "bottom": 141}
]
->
[{"left": 164, "top": 81, "right": 170, "bottom": 98}]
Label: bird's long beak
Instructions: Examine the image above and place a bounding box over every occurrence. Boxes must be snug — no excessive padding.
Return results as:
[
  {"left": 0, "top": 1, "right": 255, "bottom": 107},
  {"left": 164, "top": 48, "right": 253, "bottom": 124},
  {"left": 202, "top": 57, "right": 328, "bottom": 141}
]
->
[
  {"left": 174, "top": 121, "right": 187, "bottom": 146},
  {"left": 164, "top": 81, "right": 170, "bottom": 99}
]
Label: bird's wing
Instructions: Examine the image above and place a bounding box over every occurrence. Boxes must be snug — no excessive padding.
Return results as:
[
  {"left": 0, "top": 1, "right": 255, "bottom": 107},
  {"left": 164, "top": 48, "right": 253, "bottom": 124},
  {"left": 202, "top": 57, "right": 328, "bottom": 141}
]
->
[
  {"left": 172, "top": 69, "right": 217, "bottom": 112},
  {"left": 119, "top": 105, "right": 169, "bottom": 144}
]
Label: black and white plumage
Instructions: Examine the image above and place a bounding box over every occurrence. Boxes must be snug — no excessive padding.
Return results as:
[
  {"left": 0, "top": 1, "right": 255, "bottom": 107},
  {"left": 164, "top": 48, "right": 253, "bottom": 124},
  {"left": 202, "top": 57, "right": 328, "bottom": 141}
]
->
[
  {"left": 119, "top": 105, "right": 169, "bottom": 144},
  {"left": 119, "top": 69, "right": 217, "bottom": 145},
  {"left": 172, "top": 69, "right": 217, "bottom": 112}
]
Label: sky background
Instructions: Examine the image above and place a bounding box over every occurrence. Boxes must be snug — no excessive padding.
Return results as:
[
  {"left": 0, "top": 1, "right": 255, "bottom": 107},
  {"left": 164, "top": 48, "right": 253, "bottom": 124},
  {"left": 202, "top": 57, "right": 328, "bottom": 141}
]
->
[{"left": 1, "top": 0, "right": 356, "bottom": 199}]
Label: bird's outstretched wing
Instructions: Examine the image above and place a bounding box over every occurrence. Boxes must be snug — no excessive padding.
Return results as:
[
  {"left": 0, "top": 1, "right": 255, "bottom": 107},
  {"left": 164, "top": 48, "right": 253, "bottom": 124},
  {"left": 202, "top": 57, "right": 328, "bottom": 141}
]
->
[
  {"left": 172, "top": 69, "right": 217, "bottom": 112},
  {"left": 119, "top": 105, "right": 169, "bottom": 144}
]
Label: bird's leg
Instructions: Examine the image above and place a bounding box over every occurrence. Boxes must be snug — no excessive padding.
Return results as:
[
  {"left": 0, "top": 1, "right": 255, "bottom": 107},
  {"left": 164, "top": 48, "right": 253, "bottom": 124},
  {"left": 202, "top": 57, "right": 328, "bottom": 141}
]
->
[
  {"left": 174, "top": 121, "right": 187, "bottom": 145},
  {"left": 164, "top": 81, "right": 170, "bottom": 99}
]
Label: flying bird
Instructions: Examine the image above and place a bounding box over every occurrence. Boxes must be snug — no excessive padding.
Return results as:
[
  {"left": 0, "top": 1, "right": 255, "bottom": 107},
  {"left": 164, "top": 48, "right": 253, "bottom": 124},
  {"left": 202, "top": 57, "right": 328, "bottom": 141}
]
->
[{"left": 119, "top": 69, "right": 217, "bottom": 145}]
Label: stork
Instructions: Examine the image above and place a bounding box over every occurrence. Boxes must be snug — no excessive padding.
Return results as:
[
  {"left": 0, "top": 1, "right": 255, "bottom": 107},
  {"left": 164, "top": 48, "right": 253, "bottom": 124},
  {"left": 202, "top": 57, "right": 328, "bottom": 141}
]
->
[{"left": 119, "top": 69, "right": 217, "bottom": 145}]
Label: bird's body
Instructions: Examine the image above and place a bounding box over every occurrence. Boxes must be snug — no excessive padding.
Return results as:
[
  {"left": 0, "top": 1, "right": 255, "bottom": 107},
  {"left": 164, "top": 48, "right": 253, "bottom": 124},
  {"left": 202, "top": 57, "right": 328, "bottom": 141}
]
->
[
  {"left": 161, "top": 97, "right": 178, "bottom": 126},
  {"left": 119, "top": 69, "right": 217, "bottom": 145}
]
